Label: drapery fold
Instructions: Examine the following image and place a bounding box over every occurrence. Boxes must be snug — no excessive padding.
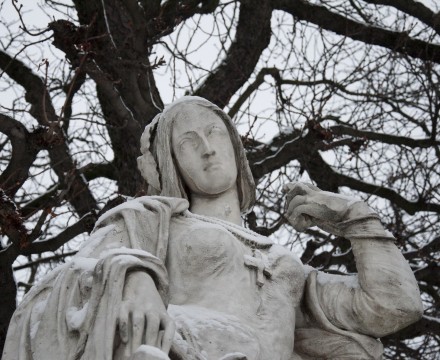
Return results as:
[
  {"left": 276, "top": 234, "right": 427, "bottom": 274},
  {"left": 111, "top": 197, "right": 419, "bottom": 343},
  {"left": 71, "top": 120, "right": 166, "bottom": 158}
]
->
[{"left": 4, "top": 196, "right": 384, "bottom": 360}]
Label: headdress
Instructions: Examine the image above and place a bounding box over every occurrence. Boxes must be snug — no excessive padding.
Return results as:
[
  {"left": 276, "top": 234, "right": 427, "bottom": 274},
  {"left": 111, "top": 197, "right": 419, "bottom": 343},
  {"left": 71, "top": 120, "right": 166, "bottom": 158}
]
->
[
  {"left": 137, "top": 96, "right": 256, "bottom": 212},
  {"left": 137, "top": 114, "right": 161, "bottom": 195}
]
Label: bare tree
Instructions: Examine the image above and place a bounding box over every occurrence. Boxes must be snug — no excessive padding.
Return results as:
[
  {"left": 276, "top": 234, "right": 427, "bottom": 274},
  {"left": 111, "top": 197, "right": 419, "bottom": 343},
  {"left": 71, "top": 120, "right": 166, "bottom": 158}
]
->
[{"left": 0, "top": 0, "right": 439, "bottom": 358}]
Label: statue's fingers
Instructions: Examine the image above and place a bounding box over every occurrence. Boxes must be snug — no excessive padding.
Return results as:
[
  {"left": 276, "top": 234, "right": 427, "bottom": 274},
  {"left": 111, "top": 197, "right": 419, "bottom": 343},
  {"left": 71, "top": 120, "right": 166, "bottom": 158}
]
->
[
  {"left": 145, "top": 311, "right": 160, "bottom": 347},
  {"left": 131, "top": 311, "right": 146, "bottom": 354},
  {"left": 286, "top": 195, "right": 307, "bottom": 216},
  {"left": 303, "top": 182, "right": 320, "bottom": 192},
  {"left": 130, "top": 346, "right": 150, "bottom": 360},
  {"left": 293, "top": 202, "right": 339, "bottom": 223},
  {"left": 160, "top": 317, "right": 176, "bottom": 353},
  {"left": 283, "top": 182, "right": 307, "bottom": 196},
  {"left": 290, "top": 214, "right": 314, "bottom": 231},
  {"left": 282, "top": 182, "right": 297, "bottom": 193},
  {"left": 293, "top": 203, "right": 322, "bottom": 219},
  {"left": 285, "top": 183, "right": 310, "bottom": 204},
  {"left": 157, "top": 330, "right": 164, "bottom": 349},
  {"left": 118, "top": 303, "right": 130, "bottom": 344},
  {"left": 131, "top": 345, "right": 170, "bottom": 360}
]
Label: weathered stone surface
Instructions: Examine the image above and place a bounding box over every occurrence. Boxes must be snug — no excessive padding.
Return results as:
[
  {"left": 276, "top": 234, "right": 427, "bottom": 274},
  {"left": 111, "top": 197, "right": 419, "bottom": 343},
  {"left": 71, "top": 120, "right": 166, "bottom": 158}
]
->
[{"left": 3, "top": 97, "right": 423, "bottom": 360}]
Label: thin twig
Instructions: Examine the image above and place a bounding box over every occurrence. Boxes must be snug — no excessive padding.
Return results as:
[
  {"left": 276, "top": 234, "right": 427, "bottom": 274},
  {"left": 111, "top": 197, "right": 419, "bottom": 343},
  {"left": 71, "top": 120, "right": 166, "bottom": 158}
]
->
[
  {"left": 13, "top": 250, "right": 78, "bottom": 271},
  {"left": 11, "top": 0, "right": 50, "bottom": 36}
]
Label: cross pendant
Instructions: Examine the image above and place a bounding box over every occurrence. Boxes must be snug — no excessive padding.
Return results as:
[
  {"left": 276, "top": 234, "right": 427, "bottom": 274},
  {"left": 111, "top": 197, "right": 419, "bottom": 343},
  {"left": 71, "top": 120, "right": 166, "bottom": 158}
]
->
[{"left": 244, "top": 249, "right": 272, "bottom": 287}]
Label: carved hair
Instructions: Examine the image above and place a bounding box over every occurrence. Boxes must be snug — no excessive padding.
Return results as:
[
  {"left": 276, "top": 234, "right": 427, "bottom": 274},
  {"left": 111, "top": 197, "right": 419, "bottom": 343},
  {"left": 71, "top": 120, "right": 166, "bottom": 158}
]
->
[{"left": 137, "top": 96, "right": 256, "bottom": 213}]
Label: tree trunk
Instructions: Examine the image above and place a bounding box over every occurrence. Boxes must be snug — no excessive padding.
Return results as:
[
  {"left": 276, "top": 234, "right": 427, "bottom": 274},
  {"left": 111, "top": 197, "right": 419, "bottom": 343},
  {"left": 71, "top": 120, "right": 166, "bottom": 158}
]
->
[{"left": 0, "top": 262, "right": 16, "bottom": 355}]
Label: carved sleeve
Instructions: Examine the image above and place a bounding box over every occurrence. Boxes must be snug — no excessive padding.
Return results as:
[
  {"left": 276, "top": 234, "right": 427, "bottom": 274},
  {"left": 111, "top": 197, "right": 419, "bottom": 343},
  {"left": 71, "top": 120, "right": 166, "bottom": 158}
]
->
[{"left": 312, "top": 220, "right": 423, "bottom": 338}]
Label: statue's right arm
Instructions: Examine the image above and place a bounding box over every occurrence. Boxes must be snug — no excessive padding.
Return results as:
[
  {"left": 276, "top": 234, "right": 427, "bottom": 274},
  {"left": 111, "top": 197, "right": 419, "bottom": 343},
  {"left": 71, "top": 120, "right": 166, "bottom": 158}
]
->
[
  {"left": 76, "top": 202, "right": 177, "bottom": 356},
  {"left": 117, "top": 271, "right": 175, "bottom": 356},
  {"left": 285, "top": 182, "right": 423, "bottom": 338},
  {"left": 311, "top": 239, "right": 422, "bottom": 338}
]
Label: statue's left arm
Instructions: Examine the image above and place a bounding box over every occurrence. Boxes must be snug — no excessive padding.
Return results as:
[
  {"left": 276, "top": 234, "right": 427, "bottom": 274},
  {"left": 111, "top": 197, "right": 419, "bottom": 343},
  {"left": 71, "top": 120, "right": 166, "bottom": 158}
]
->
[{"left": 285, "top": 182, "right": 423, "bottom": 338}]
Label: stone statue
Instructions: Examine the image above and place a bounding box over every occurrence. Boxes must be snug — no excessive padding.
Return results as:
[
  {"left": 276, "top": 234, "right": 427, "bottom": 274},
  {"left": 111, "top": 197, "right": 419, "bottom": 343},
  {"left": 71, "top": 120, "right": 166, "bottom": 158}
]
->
[{"left": 3, "top": 96, "right": 423, "bottom": 360}]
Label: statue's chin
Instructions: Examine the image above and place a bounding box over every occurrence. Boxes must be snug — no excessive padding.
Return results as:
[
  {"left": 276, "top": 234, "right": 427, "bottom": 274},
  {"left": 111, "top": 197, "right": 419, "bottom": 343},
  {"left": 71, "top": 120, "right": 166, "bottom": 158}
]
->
[{"left": 195, "top": 180, "right": 236, "bottom": 197}]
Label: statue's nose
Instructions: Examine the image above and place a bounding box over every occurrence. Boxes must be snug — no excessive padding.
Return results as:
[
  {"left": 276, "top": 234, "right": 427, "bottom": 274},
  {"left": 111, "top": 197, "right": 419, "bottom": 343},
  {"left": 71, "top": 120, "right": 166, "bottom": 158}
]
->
[{"left": 200, "top": 136, "right": 215, "bottom": 157}]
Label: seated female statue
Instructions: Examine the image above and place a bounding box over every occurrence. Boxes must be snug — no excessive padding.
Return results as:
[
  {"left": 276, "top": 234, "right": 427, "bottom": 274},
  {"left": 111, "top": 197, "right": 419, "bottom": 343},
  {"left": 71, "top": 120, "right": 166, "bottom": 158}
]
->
[{"left": 3, "top": 96, "right": 423, "bottom": 360}]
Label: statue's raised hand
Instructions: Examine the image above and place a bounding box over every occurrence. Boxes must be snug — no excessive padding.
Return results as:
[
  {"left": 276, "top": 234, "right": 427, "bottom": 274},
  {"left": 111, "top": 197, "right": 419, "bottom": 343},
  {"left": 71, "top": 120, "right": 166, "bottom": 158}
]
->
[
  {"left": 116, "top": 272, "right": 175, "bottom": 359},
  {"left": 284, "top": 182, "right": 371, "bottom": 236}
]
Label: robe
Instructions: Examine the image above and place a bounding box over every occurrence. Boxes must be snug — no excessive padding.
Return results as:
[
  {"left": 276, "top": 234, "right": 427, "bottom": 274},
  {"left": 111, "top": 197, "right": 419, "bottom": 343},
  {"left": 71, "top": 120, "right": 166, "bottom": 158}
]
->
[{"left": 3, "top": 196, "right": 383, "bottom": 360}]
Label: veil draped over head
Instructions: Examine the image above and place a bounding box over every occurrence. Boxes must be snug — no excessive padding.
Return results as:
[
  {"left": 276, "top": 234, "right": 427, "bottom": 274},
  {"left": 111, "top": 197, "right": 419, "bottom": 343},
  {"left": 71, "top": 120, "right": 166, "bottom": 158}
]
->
[{"left": 137, "top": 96, "right": 256, "bottom": 213}]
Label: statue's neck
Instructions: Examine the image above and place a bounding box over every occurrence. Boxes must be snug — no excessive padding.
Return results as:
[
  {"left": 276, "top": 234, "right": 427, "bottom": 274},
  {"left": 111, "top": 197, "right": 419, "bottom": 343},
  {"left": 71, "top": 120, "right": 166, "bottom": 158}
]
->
[{"left": 189, "top": 186, "right": 242, "bottom": 226}]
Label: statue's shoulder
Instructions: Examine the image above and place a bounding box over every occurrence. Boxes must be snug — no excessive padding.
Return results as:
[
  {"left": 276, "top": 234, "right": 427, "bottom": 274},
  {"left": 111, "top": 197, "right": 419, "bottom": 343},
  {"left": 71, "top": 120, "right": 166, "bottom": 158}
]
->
[
  {"left": 76, "top": 196, "right": 189, "bottom": 259},
  {"left": 95, "top": 195, "right": 189, "bottom": 228}
]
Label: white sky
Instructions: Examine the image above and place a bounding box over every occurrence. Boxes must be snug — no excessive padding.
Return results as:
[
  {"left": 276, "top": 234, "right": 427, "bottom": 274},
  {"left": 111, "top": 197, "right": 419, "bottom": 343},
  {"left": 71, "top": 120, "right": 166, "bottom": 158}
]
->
[{"left": 1, "top": 0, "right": 439, "bottom": 298}]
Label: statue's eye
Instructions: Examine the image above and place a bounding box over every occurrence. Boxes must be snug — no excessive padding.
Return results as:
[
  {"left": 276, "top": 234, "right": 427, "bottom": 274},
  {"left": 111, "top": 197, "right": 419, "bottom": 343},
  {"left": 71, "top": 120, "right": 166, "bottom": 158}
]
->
[
  {"left": 179, "top": 136, "right": 197, "bottom": 150},
  {"left": 208, "top": 125, "right": 223, "bottom": 136}
]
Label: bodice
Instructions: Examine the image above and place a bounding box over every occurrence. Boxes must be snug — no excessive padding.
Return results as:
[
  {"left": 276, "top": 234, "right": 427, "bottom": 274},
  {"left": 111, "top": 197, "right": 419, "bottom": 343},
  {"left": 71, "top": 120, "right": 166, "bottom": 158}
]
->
[{"left": 166, "top": 214, "right": 305, "bottom": 360}]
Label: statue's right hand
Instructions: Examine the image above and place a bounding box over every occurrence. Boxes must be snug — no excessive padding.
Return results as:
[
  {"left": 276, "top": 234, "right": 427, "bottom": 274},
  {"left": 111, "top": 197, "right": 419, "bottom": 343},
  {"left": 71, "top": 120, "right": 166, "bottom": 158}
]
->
[{"left": 118, "top": 272, "right": 175, "bottom": 356}]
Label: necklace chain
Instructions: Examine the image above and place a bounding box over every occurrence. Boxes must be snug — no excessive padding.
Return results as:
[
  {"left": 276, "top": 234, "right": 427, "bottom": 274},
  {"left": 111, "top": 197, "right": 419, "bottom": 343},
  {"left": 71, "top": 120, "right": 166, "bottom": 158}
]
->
[{"left": 182, "top": 210, "right": 272, "bottom": 249}]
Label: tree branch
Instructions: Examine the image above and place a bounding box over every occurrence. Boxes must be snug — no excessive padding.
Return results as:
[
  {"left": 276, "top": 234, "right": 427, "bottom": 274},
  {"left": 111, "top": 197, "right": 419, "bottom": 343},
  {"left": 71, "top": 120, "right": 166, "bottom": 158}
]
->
[
  {"left": 0, "top": 50, "right": 57, "bottom": 122},
  {"left": 330, "top": 125, "right": 440, "bottom": 149},
  {"left": 362, "top": 0, "right": 440, "bottom": 35},
  {"left": 49, "top": 13, "right": 161, "bottom": 195},
  {"left": 404, "top": 236, "right": 440, "bottom": 260},
  {"left": 20, "top": 186, "right": 59, "bottom": 219},
  {"left": 19, "top": 162, "right": 116, "bottom": 219},
  {"left": 414, "top": 262, "right": 440, "bottom": 286},
  {"left": 13, "top": 250, "right": 78, "bottom": 271},
  {"left": 21, "top": 212, "right": 97, "bottom": 255},
  {"left": 0, "top": 114, "right": 42, "bottom": 196},
  {"left": 273, "top": 0, "right": 440, "bottom": 64},
  {"left": 334, "top": 171, "right": 440, "bottom": 215},
  {"left": 249, "top": 129, "right": 440, "bottom": 215},
  {"left": 146, "top": 0, "right": 220, "bottom": 44},
  {"left": 228, "top": 67, "right": 281, "bottom": 118},
  {"left": 60, "top": 67, "right": 87, "bottom": 132},
  {"left": 0, "top": 50, "right": 98, "bottom": 216},
  {"left": 382, "top": 315, "right": 440, "bottom": 342},
  {"left": 80, "top": 161, "right": 116, "bottom": 181},
  {"left": 0, "top": 190, "right": 27, "bottom": 253},
  {"left": 195, "top": 0, "right": 272, "bottom": 108}
]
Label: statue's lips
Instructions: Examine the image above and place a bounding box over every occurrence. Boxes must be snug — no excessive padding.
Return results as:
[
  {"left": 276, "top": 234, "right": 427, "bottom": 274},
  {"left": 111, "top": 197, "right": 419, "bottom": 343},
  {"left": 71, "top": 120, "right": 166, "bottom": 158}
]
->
[{"left": 203, "top": 162, "right": 222, "bottom": 171}]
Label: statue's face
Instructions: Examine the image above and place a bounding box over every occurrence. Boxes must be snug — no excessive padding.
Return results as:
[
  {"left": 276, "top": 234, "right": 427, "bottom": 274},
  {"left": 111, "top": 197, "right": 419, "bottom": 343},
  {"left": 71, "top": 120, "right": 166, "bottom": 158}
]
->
[{"left": 171, "top": 105, "right": 238, "bottom": 196}]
